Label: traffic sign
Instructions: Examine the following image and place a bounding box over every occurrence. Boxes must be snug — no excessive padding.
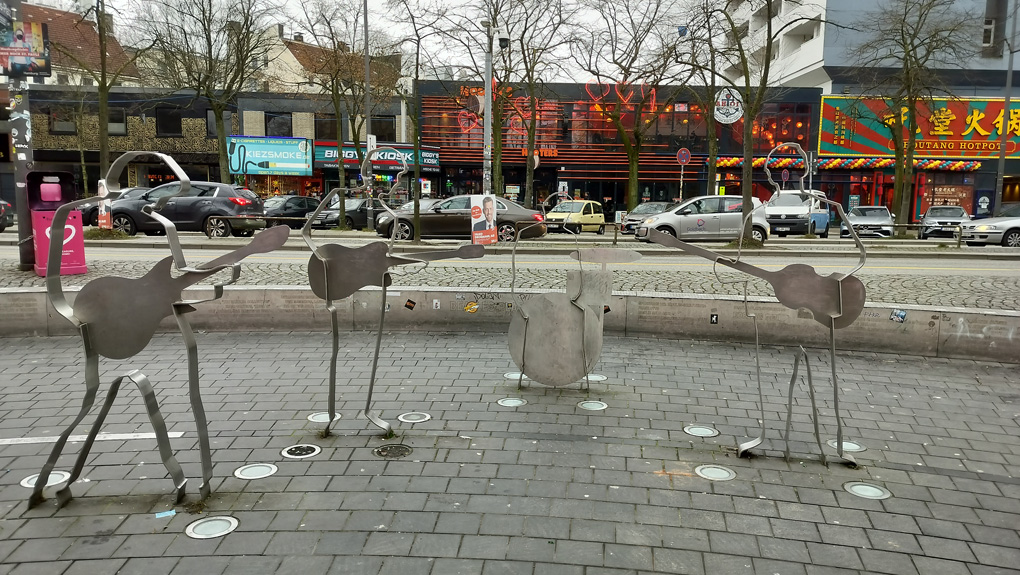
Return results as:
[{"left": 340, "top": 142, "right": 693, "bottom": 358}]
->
[
  {"left": 781, "top": 169, "right": 789, "bottom": 182},
  {"left": 676, "top": 148, "right": 691, "bottom": 166}
]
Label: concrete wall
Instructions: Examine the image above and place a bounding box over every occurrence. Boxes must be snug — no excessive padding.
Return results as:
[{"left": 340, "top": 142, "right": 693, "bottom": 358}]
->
[{"left": 3, "top": 286, "right": 1017, "bottom": 364}]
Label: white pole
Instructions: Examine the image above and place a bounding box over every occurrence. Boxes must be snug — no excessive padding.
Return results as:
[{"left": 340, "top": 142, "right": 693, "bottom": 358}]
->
[{"left": 482, "top": 22, "right": 493, "bottom": 195}]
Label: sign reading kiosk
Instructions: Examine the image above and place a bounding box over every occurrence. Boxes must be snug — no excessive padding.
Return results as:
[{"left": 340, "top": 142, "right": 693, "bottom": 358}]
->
[{"left": 227, "top": 136, "right": 312, "bottom": 176}]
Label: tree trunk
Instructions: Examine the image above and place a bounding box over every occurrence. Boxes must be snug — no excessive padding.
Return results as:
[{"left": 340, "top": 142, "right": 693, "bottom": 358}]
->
[
  {"left": 740, "top": 114, "right": 755, "bottom": 238},
  {"left": 213, "top": 105, "right": 230, "bottom": 184}
]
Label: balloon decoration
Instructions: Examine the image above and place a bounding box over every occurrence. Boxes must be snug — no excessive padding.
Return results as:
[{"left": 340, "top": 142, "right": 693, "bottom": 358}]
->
[{"left": 717, "top": 157, "right": 981, "bottom": 171}]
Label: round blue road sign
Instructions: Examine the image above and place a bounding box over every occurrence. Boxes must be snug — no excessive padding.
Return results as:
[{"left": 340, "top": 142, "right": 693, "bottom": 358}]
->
[{"left": 677, "top": 148, "right": 691, "bottom": 166}]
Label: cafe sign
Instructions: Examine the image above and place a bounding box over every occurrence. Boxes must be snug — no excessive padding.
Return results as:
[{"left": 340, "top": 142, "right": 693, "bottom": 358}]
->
[{"left": 820, "top": 96, "right": 1020, "bottom": 159}]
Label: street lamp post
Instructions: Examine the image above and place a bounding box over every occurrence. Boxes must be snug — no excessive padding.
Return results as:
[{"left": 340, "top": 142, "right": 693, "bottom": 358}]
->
[
  {"left": 995, "top": 0, "right": 1019, "bottom": 217},
  {"left": 481, "top": 20, "right": 494, "bottom": 195}
]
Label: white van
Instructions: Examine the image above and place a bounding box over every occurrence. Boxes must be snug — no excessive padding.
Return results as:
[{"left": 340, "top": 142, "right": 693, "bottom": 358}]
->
[{"left": 764, "top": 190, "right": 830, "bottom": 238}]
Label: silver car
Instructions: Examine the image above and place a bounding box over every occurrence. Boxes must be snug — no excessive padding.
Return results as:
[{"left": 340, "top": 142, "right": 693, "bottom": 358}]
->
[
  {"left": 960, "top": 203, "right": 1020, "bottom": 247},
  {"left": 635, "top": 195, "right": 769, "bottom": 243},
  {"left": 621, "top": 201, "right": 676, "bottom": 234},
  {"left": 840, "top": 206, "right": 894, "bottom": 238},
  {"left": 918, "top": 205, "right": 970, "bottom": 240}
]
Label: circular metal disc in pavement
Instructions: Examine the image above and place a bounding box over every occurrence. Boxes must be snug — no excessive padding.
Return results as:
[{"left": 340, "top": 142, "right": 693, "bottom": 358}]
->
[
  {"left": 307, "top": 412, "right": 341, "bottom": 423},
  {"left": 684, "top": 425, "right": 720, "bottom": 438},
  {"left": 281, "top": 444, "right": 321, "bottom": 459},
  {"left": 397, "top": 412, "right": 432, "bottom": 424},
  {"left": 585, "top": 374, "right": 608, "bottom": 382},
  {"left": 185, "top": 516, "right": 239, "bottom": 539},
  {"left": 20, "top": 470, "right": 70, "bottom": 489},
  {"left": 233, "top": 463, "right": 278, "bottom": 480},
  {"left": 843, "top": 481, "right": 891, "bottom": 500},
  {"left": 372, "top": 444, "right": 413, "bottom": 458},
  {"left": 496, "top": 398, "right": 527, "bottom": 407},
  {"left": 503, "top": 372, "right": 530, "bottom": 380},
  {"left": 577, "top": 400, "right": 608, "bottom": 411},
  {"left": 694, "top": 465, "right": 737, "bottom": 481},
  {"left": 827, "top": 439, "right": 866, "bottom": 452}
]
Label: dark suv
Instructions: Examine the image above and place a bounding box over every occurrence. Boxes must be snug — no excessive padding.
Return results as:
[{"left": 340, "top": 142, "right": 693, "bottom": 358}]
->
[{"left": 110, "top": 181, "right": 265, "bottom": 238}]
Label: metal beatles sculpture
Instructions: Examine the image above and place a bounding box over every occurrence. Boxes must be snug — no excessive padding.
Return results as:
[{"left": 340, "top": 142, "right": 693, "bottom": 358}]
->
[
  {"left": 302, "top": 148, "right": 484, "bottom": 436},
  {"left": 29, "top": 152, "right": 288, "bottom": 509},
  {"left": 648, "top": 142, "right": 868, "bottom": 465},
  {"left": 507, "top": 221, "right": 640, "bottom": 387}
]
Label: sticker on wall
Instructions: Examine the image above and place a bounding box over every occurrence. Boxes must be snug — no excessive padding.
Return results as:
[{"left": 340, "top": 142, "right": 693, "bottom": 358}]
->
[
  {"left": 603, "top": 305, "right": 611, "bottom": 314},
  {"left": 890, "top": 309, "right": 906, "bottom": 323},
  {"left": 506, "top": 302, "right": 513, "bottom": 309},
  {"left": 433, "top": 299, "right": 441, "bottom": 310},
  {"left": 710, "top": 314, "right": 719, "bottom": 324},
  {"left": 464, "top": 302, "right": 479, "bottom": 313},
  {"left": 405, "top": 299, "right": 416, "bottom": 310}
]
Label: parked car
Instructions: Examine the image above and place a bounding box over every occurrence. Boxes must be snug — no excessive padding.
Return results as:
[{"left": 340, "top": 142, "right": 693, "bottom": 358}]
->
[
  {"left": 375, "top": 194, "right": 546, "bottom": 241},
  {"left": 264, "top": 194, "right": 319, "bottom": 228},
  {"left": 621, "top": 202, "right": 676, "bottom": 234},
  {"left": 0, "top": 198, "right": 13, "bottom": 232},
  {"left": 544, "top": 200, "right": 606, "bottom": 234},
  {"left": 79, "top": 187, "right": 148, "bottom": 226},
  {"left": 959, "top": 203, "right": 1020, "bottom": 247},
  {"left": 918, "top": 205, "right": 970, "bottom": 240},
  {"left": 764, "top": 189, "right": 830, "bottom": 238},
  {"left": 840, "top": 206, "right": 894, "bottom": 238},
  {"left": 635, "top": 195, "right": 769, "bottom": 243},
  {"left": 314, "top": 197, "right": 396, "bottom": 230},
  {"left": 110, "top": 181, "right": 265, "bottom": 238}
]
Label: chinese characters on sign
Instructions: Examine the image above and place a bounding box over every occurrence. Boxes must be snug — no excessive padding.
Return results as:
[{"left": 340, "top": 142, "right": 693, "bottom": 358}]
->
[{"left": 820, "top": 97, "right": 1020, "bottom": 159}]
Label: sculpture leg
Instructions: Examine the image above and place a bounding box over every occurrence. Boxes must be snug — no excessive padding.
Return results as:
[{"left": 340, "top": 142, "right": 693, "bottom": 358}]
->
[
  {"left": 55, "top": 371, "right": 127, "bottom": 508},
  {"left": 828, "top": 323, "right": 856, "bottom": 466},
  {"left": 782, "top": 351, "right": 801, "bottom": 462},
  {"left": 126, "top": 370, "right": 188, "bottom": 503},
  {"left": 322, "top": 301, "right": 341, "bottom": 436},
  {"left": 800, "top": 348, "right": 829, "bottom": 466},
  {"left": 29, "top": 350, "right": 102, "bottom": 509},
  {"left": 737, "top": 316, "right": 766, "bottom": 458},
  {"left": 174, "top": 307, "right": 212, "bottom": 500},
  {"left": 359, "top": 283, "right": 392, "bottom": 435}
]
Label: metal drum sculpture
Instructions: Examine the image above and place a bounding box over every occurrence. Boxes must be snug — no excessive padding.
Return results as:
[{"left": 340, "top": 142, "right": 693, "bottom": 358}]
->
[
  {"left": 28, "top": 152, "right": 288, "bottom": 509},
  {"left": 301, "top": 148, "right": 483, "bottom": 436},
  {"left": 649, "top": 142, "right": 868, "bottom": 465}
]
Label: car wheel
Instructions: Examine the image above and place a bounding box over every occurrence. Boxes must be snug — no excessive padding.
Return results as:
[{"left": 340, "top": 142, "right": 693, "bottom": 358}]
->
[
  {"left": 143, "top": 230, "right": 166, "bottom": 236},
  {"left": 112, "top": 214, "right": 136, "bottom": 236},
  {"left": 566, "top": 223, "right": 581, "bottom": 234},
  {"left": 497, "top": 222, "right": 517, "bottom": 242},
  {"left": 394, "top": 221, "right": 413, "bottom": 240},
  {"left": 656, "top": 226, "right": 676, "bottom": 237},
  {"left": 808, "top": 222, "right": 815, "bottom": 236},
  {"left": 90, "top": 212, "right": 99, "bottom": 227},
  {"left": 232, "top": 229, "right": 254, "bottom": 237},
  {"left": 1002, "top": 229, "right": 1020, "bottom": 247},
  {"left": 205, "top": 216, "right": 232, "bottom": 238},
  {"left": 596, "top": 225, "right": 605, "bottom": 235},
  {"left": 819, "top": 226, "right": 829, "bottom": 239},
  {"left": 751, "top": 226, "right": 766, "bottom": 243},
  {"left": 918, "top": 232, "right": 927, "bottom": 240},
  {"left": 345, "top": 216, "right": 354, "bottom": 229}
]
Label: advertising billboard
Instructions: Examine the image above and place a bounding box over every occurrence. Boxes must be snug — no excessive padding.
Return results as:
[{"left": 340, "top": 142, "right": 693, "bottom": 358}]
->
[
  {"left": 0, "top": 6, "right": 51, "bottom": 78},
  {"left": 313, "top": 142, "right": 440, "bottom": 172},
  {"left": 227, "top": 136, "right": 312, "bottom": 176},
  {"left": 820, "top": 96, "right": 1020, "bottom": 159}
]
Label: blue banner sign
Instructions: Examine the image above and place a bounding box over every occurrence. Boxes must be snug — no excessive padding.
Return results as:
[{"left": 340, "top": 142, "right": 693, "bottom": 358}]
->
[
  {"left": 228, "top": 136, "right": 312, "bottom": 176},
  {"left": 313, "top": 141, "right": 440, "bottom": 172}
]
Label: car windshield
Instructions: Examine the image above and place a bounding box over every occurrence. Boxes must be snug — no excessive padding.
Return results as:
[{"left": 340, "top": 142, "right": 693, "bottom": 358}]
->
[
  {"left": 631, "top": 202, "right": 673, "bottom": 215},
  {"left": 927, "top": 206, "right": 966, "bottom": 217},
  {"left": 999, "top": 203, "right": 1020, "bottom": 217},
  {"left": 550, "top": 201, "right": 585, "bottom": 213},
  {"left": 344, "top": 199, "right": 363, "bottom": 210},
  {"left": 850, "top": 207, "right": 889, "bottom": 217},
  {"left": 771, "top": 193, "right": 810, "bottom": 206},
  {"left": 264, "top": 197, "right": 286, "bottom": 208}
]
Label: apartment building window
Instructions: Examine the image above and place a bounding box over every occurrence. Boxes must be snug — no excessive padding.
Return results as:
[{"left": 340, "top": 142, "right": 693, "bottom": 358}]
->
[
  {"left": 315, "top": 112, "right": 339, "bottom": 140},
  {"left": 57, "top": 73, "right": 68, "bottom": 85},
  {"left": 372, "top": 116, "right": 396, "bottom": 142},
  {"left": 82, "top": 77, "right": 94, "bottom": 87},
  {"left": 265, "top": 112, "right": 292, "bottom": 137},
  {"left": 206, "top": 109, "right": 232, "bottom": 138},
  {"left": 108, "top": 108, "right": 127, "bottom": 135},
  {"left": 156, "top": 108, "right": 183, "bottom": 137},
  {"left": 983, "top": 19, "right": 995, "bottom": 46},
  {"left": 49, "top": 109, "right": 77, "bottom": 135}
]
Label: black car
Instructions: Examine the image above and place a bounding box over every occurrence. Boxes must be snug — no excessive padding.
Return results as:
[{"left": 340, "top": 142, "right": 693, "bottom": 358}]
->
[
  {"left": 110, "top": 181, "right": 266, "bottom": 238},
  {"left": 374, "top": 194, "right": 547, "bottom": 241},
  {"left": 264, "top": 195, "right": 319, "bottom": 229},
  {"left": 79, "top": 187, "right": 148, "bottom": 226},
  {"left": 0, "top": 198, "right": 13, "bottom": 232},
  {"left": 314, "top": 197, "right": 408, "bottom": 230}
]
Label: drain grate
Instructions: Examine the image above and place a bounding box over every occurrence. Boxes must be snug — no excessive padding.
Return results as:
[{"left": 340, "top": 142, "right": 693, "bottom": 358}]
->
[
  {"left": 373, "top": 444, "right": 413, "bottom": 458},
  {"left": 281, "top": 444, "right": 321, "bottom": 459}
]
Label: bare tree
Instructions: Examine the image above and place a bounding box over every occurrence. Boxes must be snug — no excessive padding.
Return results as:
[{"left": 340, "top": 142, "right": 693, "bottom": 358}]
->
[
  {"left": 568, "top": 0, "right": 687, "bottom": 210},
  {"left": 142, "top": 0, "right": 281, "bottom": 182},
  {"left": 849, "top": 0, "right": 978, "bottom": 226},
  {"left": 48, "top": 0, "right": 148, "bottom": 177},
  {"left": 504, "top": 0, "right": 574, "bottom": 208}
]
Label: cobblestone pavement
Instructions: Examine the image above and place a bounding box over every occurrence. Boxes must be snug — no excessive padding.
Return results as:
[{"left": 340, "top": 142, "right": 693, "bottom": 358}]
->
[
  {"left": 3, "top": 255, "right": 1020, "bottom": 312},
  {"left": 1, "top": 331, "right": 1018, "bottom": 575}
]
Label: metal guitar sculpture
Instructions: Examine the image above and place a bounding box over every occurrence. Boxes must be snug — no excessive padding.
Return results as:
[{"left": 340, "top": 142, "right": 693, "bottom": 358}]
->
[
  {"left": 302, "top": 148, "right": 483, "bottom": 435},
  {"left": 649, "top": 141, "right": 868, "bottom": 465},
  {"left": 29, "top": 152, "right": 287, "bottom": 510}
]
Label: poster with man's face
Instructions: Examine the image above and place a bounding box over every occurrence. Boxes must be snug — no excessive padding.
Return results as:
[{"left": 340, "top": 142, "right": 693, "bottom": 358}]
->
[{"left": 471, "top": 194, "right": 497, "bottom": 245}]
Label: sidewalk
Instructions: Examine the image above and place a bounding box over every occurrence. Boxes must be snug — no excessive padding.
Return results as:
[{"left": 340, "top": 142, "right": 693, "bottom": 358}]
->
[{"left": 1, "top": 330, "right": 1018, "bottom": 575}]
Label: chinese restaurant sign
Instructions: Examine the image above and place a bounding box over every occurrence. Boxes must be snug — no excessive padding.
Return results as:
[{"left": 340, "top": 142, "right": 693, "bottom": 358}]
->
[{"left": 820, "top": 96, "right": 1020, "bottom": 159}]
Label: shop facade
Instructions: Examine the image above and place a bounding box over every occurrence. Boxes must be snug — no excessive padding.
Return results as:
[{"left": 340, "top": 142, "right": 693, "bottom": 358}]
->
[{"left": 312, "top": 141, "right": 440, "bottom": 202}]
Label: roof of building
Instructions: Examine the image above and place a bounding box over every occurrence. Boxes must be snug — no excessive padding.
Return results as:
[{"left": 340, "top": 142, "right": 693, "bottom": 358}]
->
[
  {"left": 283, "top": 39, "right": 347, "bottom": 76},
  {"left": 23, "top": 3, "right": 139, "bottom": 78}
]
